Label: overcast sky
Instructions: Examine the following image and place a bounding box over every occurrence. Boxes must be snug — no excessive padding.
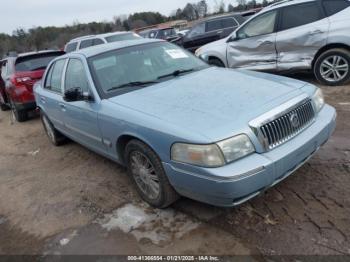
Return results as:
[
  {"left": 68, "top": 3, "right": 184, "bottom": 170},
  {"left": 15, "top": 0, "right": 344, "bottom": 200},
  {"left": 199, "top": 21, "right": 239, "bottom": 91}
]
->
[{"left": 1, "top": 0, "right": 238, "bottom": 35}]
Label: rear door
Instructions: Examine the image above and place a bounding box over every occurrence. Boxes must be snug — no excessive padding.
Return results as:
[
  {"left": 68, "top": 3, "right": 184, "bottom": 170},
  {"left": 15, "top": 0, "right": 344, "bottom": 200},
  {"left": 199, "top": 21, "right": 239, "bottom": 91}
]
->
[
  {"left": 275, "top": 1, "right": 329, "bottom": 71},
  {"left": 62, "top": 58, "right": 103, "bottom": 152},
  {"left": 40, "top": 59, "right": 67, "bottom": 131},
  {"left": 227, "top": 10, "right": 278, "bottom": 70}
]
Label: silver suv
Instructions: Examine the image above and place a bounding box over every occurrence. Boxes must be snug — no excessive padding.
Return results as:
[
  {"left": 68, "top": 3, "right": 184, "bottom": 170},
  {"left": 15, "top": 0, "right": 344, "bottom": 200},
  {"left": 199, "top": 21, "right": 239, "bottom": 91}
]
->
[
  {"left": 64, "top": 32, "right": 141, "bottom": 53},
  {"left": 196, "top": 0, "right": 350, "bottom": 86}
]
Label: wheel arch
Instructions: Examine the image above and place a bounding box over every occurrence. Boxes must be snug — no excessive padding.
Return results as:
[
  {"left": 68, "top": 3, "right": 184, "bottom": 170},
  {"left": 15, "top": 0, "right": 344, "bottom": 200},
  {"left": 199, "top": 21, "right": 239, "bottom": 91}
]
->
[
  {"left": 312, "top": 43, "right": 350, "bottom": 69},
  {"left": 116, "top": 134, "right": 158, "bottom": 166}
]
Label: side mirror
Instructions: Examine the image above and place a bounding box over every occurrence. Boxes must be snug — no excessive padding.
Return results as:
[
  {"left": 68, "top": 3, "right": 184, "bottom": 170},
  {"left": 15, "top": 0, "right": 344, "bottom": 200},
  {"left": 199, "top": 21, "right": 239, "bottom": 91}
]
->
[
  {"left": 227, "top": 32, "right": 238, "bottom": 42},
  {"left": 64, "top": 87, "right": 93, "bottom": 102},
  {"left": 198, "top": 54, "right": 209, "bottom": 63}
]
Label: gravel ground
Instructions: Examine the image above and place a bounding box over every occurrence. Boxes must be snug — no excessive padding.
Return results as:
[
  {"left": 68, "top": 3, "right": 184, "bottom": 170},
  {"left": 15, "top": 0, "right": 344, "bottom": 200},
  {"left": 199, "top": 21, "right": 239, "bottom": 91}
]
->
[{"left": 0, "top": 73, "right": 349, "bottom": 257}]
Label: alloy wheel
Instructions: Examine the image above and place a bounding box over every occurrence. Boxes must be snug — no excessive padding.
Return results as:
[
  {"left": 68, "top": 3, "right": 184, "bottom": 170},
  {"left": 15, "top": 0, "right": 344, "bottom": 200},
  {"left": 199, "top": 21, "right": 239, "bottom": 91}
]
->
[
  {"left": 130, "top": 151, "right": 160, "bottom": 200},
  {"left": 320, "top": 55, "right": 349, "bottom": 83}
]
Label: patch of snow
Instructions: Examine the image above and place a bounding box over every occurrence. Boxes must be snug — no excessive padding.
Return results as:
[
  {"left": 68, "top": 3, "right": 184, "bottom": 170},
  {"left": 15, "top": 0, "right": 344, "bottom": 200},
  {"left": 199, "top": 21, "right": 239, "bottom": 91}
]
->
[
  {"left": 59, "top": 230, "right": 77, "bottom": 246},
  {"left": 97, "top": 204, "right": 200, "bottom": 245}
]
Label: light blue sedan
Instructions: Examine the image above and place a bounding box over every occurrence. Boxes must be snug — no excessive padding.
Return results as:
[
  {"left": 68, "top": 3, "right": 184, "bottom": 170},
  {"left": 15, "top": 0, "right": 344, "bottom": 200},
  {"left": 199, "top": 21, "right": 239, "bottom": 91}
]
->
[{"left": 34, "top": 39, "right": 336, "bottom": 208}]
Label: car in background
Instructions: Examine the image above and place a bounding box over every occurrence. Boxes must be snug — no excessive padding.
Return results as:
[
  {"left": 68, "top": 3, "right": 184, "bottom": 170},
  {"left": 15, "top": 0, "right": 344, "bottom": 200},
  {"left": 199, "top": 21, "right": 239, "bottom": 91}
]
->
[
  {"left": 138, "top": 27, "right": 180, "bottom": 42},
  {"left": 196, "top": 0, "right": 350, "bottom": 86},
  {"left": 64, "top": 32, "right": 141, "bottom": 53},
  {"left": 0, "top": 59, "right": 9, "bottom": 111},
  {"left": 35, "top": 39, "right": 335, "bottom": 208},
  {"left": 1, "top": 50, "right": 64, "bottom": 121},
  {"left": 175, "top": 14, "right": 245, "bottom": 53}
]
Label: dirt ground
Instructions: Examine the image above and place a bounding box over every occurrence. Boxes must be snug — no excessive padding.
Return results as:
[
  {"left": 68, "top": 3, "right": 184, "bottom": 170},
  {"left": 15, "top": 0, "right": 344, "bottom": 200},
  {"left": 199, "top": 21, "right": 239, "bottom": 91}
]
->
[{"left": 0, "top": 73, "right": 349, "bottom": 258}]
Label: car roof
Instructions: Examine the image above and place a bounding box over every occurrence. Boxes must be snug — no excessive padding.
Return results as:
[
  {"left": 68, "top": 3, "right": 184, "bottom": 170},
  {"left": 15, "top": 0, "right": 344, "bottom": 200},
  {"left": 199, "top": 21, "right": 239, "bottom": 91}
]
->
[
  {"left": 203, "top": 13, "right": 244, "bottom": 22},
  {"left": 68, "top": 31, "right": 134, "bottom": 43},
  {"left": 262, "top": 0, "right": 317, "bottom": 12},
  {"left": 66, "top": 38, "right": 163, "bottom": 58}
]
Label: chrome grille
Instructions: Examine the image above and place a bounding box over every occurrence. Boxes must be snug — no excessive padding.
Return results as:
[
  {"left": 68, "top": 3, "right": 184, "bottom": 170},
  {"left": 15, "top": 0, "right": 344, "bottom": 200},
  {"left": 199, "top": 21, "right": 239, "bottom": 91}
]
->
[{"left": 260, "top": 100, "right": 315, "bottom": 150}]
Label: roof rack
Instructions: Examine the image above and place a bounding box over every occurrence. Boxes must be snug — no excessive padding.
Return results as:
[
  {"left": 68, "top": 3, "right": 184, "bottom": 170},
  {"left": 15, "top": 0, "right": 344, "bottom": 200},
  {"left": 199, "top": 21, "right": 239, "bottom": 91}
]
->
[
  {"left": 265, "top": 0, "right": 294, "bottom": 8},
  {"left": 69, "top": 35, "right": 96, "bottom": 42}
]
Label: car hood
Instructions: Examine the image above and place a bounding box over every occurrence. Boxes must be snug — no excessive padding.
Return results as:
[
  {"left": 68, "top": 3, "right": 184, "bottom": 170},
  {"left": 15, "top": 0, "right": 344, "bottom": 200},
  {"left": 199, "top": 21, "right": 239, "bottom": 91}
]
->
[{"left": 108, "top": 67, "right": 309, "bottom": 142}]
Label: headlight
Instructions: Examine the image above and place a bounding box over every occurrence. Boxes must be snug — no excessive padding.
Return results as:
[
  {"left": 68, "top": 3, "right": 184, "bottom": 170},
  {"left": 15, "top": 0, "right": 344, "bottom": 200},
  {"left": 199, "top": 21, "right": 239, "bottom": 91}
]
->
[
  {"left": 171, "top": 143, "right": 225, "bottom": 167},
  {"left": 195, "top": 48, "right": 202, "bottom": 57},
  {"left": 217, "top": 135, "right": 255, "bottom": 163},
  {"left": 171, "top": 134, "right": 255, "bottom": 167},
  {"left": 312, "top": 88, "right": 325, "bottom": 113}
]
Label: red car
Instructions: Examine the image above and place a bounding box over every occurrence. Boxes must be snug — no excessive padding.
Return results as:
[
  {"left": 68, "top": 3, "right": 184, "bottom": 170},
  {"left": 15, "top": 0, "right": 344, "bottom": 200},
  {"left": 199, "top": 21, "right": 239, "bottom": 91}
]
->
[{"left": 0, "top": 50, "right": 64, "bottom": 121}]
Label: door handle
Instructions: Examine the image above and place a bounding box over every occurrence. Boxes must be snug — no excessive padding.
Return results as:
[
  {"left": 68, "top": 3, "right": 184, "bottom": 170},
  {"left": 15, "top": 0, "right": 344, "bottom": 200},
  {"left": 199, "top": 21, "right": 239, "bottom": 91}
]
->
[
  {"left": 309, "top": 29, "right": 324, "bottom": 35},
  {"left": 258, "top": 40, "right": 273, "bottom": 45},
  {"left": 59, "top": 103, "right": 66, "bottom": 111},
  {"left": 40, "top": 96, "right": 46, "bottom": 104}
]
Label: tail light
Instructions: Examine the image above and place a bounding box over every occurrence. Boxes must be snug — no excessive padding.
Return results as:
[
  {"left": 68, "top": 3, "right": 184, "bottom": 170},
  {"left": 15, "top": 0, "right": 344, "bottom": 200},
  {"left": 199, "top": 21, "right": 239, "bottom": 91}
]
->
[{"left": 9, "top": 75, "right": 35, "bottom": 103}]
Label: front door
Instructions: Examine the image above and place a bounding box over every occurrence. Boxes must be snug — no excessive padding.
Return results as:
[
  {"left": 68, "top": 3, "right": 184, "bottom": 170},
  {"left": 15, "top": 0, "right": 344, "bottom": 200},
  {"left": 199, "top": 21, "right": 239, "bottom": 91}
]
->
[
  {"left": 275, "top": 1, "right": 330, "bottom": 71},
  {"left": 226, "top": 10, "right": 278, "bottom": 71},
  {"left": 62, "top": 58, "right": 104, "bottom": 152}
]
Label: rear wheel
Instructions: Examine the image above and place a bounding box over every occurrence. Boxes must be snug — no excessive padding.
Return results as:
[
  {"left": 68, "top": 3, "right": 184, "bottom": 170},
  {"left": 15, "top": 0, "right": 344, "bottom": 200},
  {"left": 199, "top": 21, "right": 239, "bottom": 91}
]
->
[
  {"left": 314, "top": 48, "right": 350, "bottom": 86},
  {"left": 9, "top": 99, "right": 28, "bottom": 122},
  {"left": 208, "top": 58, "right": 225, "bottom": 68},
  {"left": 0, "top": 103, "right": 9, "bottom": 111},
  {"left": 41, "top": 112, "right": 67, "bottom": 146},
  {"left": 125, "top": 140, "right": 179, "bottom": 208}
]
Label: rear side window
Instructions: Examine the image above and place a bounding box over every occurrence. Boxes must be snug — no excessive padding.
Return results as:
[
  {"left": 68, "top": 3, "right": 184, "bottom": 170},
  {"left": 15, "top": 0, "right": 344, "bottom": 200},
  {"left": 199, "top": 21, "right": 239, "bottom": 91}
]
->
[
  {"left": 45, "top": 60, "right": 66, "bottom": 93},
  {"left": 280, "top": 3, "right": 323, "bottom": 31},
  {"left": 65, "top": 42, "right": 78, "bottom": 53},
  {"left": 206, "top": 20, "right": 222, "bottom": 32},
  {"left": 65, "top": 59, "right": 89, "bottom": 93},
  {"left": 188, "top": 23, "right": 205, "bottom": 38},
  {"left": 323, "top": 0, "right": 350, "bottom": 16},
  {"left": 222, "top": 18, "right": 238, "bottom": 28},
  {"left": 15, "top": 53, "right": 63, "bottom": 72},
  {"left": 79, "top": 39, "right": 94, "bottom": 49}
]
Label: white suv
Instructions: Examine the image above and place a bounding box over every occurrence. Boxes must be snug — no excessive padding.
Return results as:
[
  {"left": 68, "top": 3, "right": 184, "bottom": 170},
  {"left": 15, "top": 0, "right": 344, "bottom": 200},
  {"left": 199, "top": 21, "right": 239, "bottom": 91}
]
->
[
  {"left": 196, "top": 0, "right": 350, "bottom": 86},
  {"left": 64, "top": 32, "right": 141, "bottom": 53}
]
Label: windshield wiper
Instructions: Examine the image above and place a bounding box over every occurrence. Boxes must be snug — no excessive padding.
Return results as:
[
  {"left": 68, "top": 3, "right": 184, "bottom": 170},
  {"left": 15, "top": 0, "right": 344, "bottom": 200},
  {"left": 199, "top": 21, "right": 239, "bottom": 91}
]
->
[
  {"left": 107, "top": 81, "right": 159, "bottom": 92},
  {"left": 157, "top": 68, "right": 196, "bottom": 80}
]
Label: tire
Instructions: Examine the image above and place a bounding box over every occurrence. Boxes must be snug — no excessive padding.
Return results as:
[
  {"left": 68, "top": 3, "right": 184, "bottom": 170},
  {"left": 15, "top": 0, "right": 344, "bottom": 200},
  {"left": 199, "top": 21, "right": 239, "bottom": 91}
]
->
[
  {"left": 209, "top": 58, "right": 225, "bottom": 68},
  {"left": 9, "top": 99, "right": 28, "bottom": 122},
  {"left": 41, "top": 112, "right": 67, "bottom": 146},
  {"left": 125, "top": 140, "right": 179, "bottom": 208},
  {"left": 314, "top": 48, "right": 350, "bottom": 86},
  {"left": 0, "top": 103, "right": 9, "bottom": 111}
]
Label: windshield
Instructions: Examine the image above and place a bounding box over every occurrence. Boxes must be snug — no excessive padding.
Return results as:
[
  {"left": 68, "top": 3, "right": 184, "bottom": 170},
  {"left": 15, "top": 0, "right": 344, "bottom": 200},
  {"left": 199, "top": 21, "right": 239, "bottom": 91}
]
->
[
  {"left": 89, "top": 42, "right": 208, "bottom": 97},
  {"left": 105, "top": 33, "right": 141, "bottom": 43}
]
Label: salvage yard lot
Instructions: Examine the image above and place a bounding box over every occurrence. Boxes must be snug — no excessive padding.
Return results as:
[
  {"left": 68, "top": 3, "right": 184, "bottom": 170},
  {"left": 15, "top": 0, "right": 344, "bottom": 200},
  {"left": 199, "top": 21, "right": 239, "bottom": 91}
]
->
[{"left": 0, "top": 73, "right": 349, "bottom": 256}]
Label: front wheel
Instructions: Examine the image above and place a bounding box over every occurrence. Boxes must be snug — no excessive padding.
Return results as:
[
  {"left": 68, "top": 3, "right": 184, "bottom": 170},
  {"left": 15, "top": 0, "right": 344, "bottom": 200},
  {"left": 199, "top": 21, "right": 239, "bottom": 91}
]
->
[
  {"left": 314, "top": 48, "right": 350, "bottom": 86},
  {"left": 125, "top": 140, "right": 179, "bottom": 208},
  {"left": 208, "top": 58, "right": 225, "bottom": 68}
]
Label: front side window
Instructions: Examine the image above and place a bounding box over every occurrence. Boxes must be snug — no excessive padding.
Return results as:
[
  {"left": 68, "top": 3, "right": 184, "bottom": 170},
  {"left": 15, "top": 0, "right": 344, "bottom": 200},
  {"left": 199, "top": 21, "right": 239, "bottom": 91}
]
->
[
  {"left": 65, "top": 59, "right": 89, "bottom": 93},
  {"left": 105, "top": 33, "right": 141, "bottom": 43},
  {"left": 93, "top": 38, "right": 105, "bottom": 46},
  {"left": 237, "top": 11, "right": 277, "bottom": 39},
  {"left": 206, "top": 20, "right": 222, "bottom": 32},
  {"left": 323, "top": 0, "right": 350, "bottom": 16},
  {"left": 79, "top": 39, "right": 94, "bottom": 49},
  {"left": 89, "top": 42, "right": 208, "bottom": 97},
  {"left": 280, "top": 3, "right": 323, "bottom": 31},
  {"left": 222, "top": 18, "right": 238, "bottom": 28},
  {"left": 65, "top": 42, "right": 78, "bottom": 53},
  {"left": 45, "top": 60, "right": 66, "bottom": 93},
  {"left": 187, "top": 23, "right": 205, "bottom": 38}
]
